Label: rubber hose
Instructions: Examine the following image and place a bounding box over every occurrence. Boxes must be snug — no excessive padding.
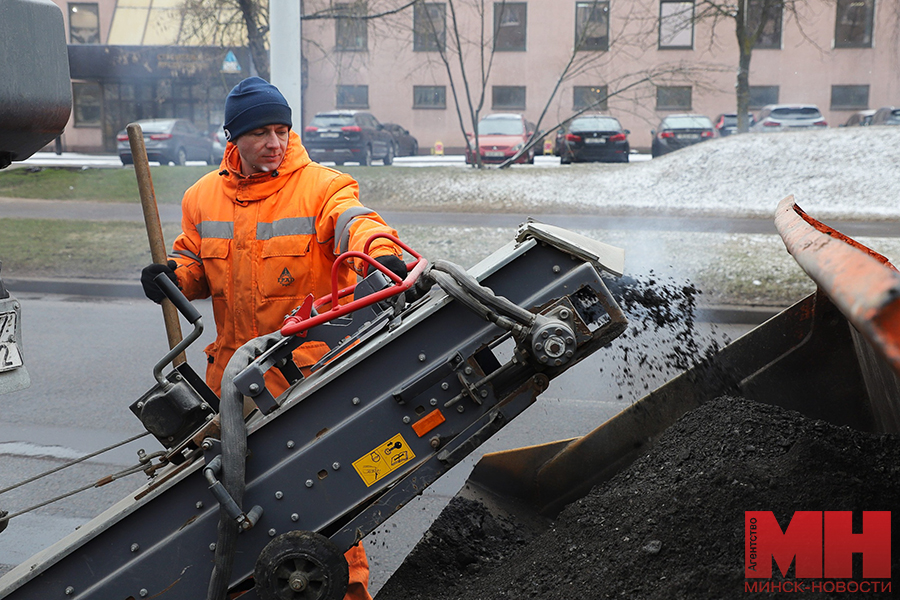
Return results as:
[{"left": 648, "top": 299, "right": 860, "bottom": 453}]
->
[
  {"left": 431, "top": 259, "right": 535, "bottom": 326},
  {"left": 206, "top": 332, "right": 281, "bottom": 600}
]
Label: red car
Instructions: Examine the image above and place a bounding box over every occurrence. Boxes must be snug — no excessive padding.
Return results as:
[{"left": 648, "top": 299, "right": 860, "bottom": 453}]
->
[{"left": 465, "top": 113, "right": 537, "bottom": 165}]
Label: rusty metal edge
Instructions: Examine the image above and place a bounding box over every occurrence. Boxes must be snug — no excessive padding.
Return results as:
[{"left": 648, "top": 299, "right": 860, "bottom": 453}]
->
[{"left": 774, "top": 195, "right": 900, "bottom": 374}]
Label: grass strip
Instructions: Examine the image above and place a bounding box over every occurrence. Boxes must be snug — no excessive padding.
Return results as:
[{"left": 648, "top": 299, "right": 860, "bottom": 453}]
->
[{"left": 0, "top": 218, "right": 182, "bottom": 279}]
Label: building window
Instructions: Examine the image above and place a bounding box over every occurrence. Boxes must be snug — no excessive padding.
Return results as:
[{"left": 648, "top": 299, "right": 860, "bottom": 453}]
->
[
  {"left": 336, "top": 85, "right": 368, "bottom": 108},
  {"left": 336, "top": 2, "right": 368, "bottom": 51},
  {"left": 749, "top": 85, "right": 779, "bottom": 108},
  {"left": 493, "top": 2, "right": 527, "bottom": 51},
  {"left": 835, "top": 0, "right": 874, "bottom": 48},
  {"left": 831, "top": 84, "right": 869, "bottom": 109},
  {"left": 68, "top": 3, "right": 100, "bottom": 44},
  {"left": 748, "top": 0, "right": 782, "bottom": 49},
  {"left": 573, "top": 85, "right": 608, "bottom": 110},
  {"left": 414, "top": 3, "right": 446, "bottom": 52},
  {"left": 492, "top": 85, "right": 526, "bottom": 110},
  {"left": 656, "top": 86, "right": 692, "bottom": 110},
  {"left": 413, "top": 85, "right": 446, "bottom": 108},
  {"left": 575, "top": 1, "right": 610, "bottom": 51},
  {"left": 72, "top": 82, "right": 102, "bottom": 127},
  {"left": 659, "top": 1, "right": 693, "bottom": 49}
]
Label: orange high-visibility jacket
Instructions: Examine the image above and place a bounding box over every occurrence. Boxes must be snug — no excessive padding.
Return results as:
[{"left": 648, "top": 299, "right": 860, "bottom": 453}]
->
[{"left": 169, "top": 130, "right": 401, "bottom": 399}]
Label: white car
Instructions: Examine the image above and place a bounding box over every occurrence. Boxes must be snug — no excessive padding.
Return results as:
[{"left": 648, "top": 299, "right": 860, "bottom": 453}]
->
[{"left": 750, "top": 104, "right": 828, "bottom": 132}]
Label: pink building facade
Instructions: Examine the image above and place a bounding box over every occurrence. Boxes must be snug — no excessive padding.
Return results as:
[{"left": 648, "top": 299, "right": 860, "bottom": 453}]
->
[{"left": 51, "top": 1, "right": 898, "bottom": 154}]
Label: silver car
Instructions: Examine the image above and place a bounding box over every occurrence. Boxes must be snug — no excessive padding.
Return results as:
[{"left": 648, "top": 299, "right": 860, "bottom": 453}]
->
[
  {"left": 751, "top": 104, "right": 828, "bottom": 132},
  {"left": 116, "top": 118, "right": 214, "bottom": 166}
]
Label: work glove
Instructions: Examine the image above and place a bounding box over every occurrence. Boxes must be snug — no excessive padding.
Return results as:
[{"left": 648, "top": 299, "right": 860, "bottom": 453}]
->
[
  {"left": 141, "top": 260, "right": 179, "bottom": 304},
  {"left": 374, "top": 255, "right": 407, "bottom": 282}
]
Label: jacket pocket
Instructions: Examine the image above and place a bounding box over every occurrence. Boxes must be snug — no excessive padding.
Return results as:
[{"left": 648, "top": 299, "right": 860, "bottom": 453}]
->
[
  {"left": 200, "top": 238, "right": 231, "bottom": 298},
  {"left": 259, "top": 235, "right": 312, "bottom": 300}
]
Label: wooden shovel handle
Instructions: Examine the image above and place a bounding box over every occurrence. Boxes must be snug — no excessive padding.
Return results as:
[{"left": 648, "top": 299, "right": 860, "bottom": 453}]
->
[{"left": 127, "top": 123, "right": 186, "bottom": 366}]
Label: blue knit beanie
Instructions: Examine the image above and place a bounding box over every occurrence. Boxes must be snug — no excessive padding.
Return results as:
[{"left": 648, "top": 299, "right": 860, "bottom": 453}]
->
[{"left": 223, "top": 77, "right": 292, "bottom": 141}]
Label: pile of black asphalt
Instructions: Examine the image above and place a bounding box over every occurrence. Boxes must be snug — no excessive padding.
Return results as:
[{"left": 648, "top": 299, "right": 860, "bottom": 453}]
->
[{"left": 376, "top": 396, "right": 899, "bottom": 599}]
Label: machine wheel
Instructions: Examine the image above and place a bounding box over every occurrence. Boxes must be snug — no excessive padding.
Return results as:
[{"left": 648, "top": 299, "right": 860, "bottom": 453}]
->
[{"left": 254, "top": 530, "right": 349, "bottom": 600}]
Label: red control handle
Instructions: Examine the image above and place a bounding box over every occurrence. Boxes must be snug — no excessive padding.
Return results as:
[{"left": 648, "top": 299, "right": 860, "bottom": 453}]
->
[{"left": 281, "top": 233, "right": 427, "bottom": 337}]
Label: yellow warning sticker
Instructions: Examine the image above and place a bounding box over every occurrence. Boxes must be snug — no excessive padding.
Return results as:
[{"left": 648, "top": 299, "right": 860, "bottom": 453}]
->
[{"left": 352, "top": 433, "right": 416, "bottom": 487}]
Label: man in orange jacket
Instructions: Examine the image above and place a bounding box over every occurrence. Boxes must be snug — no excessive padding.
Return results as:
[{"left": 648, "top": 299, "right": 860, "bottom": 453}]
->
[{"left": 141, "top": 76, "right": 404, "bottom": 600}]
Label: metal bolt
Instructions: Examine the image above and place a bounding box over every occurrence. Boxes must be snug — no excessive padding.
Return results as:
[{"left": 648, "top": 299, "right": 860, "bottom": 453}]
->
[
  {"left": 559, "top": 309, "right": 570, "bottom": 320},
  {"left": 268, "top": 528, "right": 277, "bottom": 537},
  {"left": 402, "top": 416, "right": 411, "bottom": 424},
  {"left": 552, "top": 265, "right": 561, "bottom": 273},
  {"left": 201, "top": 439, "right": 213, "bottom": 450},
  {"left": 418, "top": 353, "right": 427, "bottom": 362},
  {"left": 430, "top": 398, "right": 438, "bottom": 406},
  {"left": 541, "top": 331, "right": 549, "bottom": 339},
  {"left": 65, "top": 587, "right": 74, "bottom": 596},
  {"left": 291, "top": 513, "right": 299, "bottom": 522},
  {"left": 534, "top": 342, "right": 543, "bottom": 350},
  {"left": 286, "top": 440, "right": 295, "bottom": 449},
  {"left": 441, "top": 382, "right": 449, "bottom": 390},
  {"left": 352, "top": 397, "right": 361, "bottom": 405},
  {"left": 249, "top": 383, "right": 260, "bottom": 393},
  {"left": 200, "top": 402, "right": 209, "bottom": 411},
  {"left": 430, "top": 436, "right": 441, "bottom": 449},
  {"left": 174, "top": 373, "right": 183, "bottom": 381},
  {"left": 332, "top": 462, "right": 341, "bottom": 470},
  {"left": 456, "top": 405, "right": 464, "bottom": 413},
  {"left": 464, "top": 366, "right": 473, "bottom": 375},
  {"left": 305, "top": 479, "right": 314, "bottom": 488},
  {"left": 136, "top": 401, "right": 144, "bottom": 409},
  {"left": 210, "top": 543, "right": 217, "bottom": 551},
  {"left": 140, "top": 589, "right": 148, "bottom": 597},
  {"left": 480, "top": 389, "right": 488, "bottom": 398},
  {"left": 566, "top": 336, "right": 574, "bottom": 344},
  {"left": 196, "top": 501, "right": 204, "bottom": 509},
  {"left": 275, "top": 491, "right": 283, "bottom": 500},
  {"left": 130, "top": 543, "right": 140, "bottom": 553}
]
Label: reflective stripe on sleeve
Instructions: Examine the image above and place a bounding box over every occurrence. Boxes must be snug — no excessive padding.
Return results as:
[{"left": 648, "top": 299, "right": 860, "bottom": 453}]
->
[
  {"left": 334, "top": 206, "right": 376, "bottom": 254},
  {"left": 171, "top": 249, "right": 202, "bottom": 266}
]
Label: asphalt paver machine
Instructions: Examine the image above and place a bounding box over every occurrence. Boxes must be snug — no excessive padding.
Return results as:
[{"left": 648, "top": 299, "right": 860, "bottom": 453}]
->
[{"left": 0, "top": 222, "right": 630, "bottom": 599}]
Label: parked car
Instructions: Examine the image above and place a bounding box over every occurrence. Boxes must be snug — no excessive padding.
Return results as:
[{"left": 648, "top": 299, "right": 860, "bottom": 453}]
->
[
  {"left": 383, "top": 123, "right": 419, "bottom": 156},
  {"left": 841, "top": 110, "right": 876, "bottom": 127},
  {"left": 870, "top": 106, "right": 900, "bottom": 126},
  {"left": 712, "top": 113, "right": 757, "bottom": 137},
  {"left": 555, "top": 114, "right": 630, "bottom": 164},
  {"left": 750, "top": 104, "right": 828, "bottom": 132},
  {"left": 466, "top": 113, "right": 537, "bottom": 165},
  {"left": 210, "top": 124, "right": 228, "bottom": 164},
  {"left": 303, "top": 110, "right": 394, "bottom": 166},
  {"left": 650, "top": 114, "right": 716, "bottom": 158},
  {"left": 116, "top": 118, "right": 214, "bottom": 166}
]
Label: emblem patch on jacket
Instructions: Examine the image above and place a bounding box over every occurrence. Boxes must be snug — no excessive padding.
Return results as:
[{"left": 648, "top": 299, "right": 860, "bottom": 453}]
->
[{"left": 278, "top": 267, "right": 295, "bottom": 286}]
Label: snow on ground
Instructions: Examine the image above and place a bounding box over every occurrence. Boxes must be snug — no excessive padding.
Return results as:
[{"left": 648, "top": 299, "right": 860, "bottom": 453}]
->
[{"left": 372, "top": 126, "right": 900, "bottom": 221}]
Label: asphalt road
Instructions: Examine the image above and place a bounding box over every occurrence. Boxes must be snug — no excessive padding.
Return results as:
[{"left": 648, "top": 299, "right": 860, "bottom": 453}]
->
[{"left": 0, "top": 290, "right": 751, "bottom": 594}]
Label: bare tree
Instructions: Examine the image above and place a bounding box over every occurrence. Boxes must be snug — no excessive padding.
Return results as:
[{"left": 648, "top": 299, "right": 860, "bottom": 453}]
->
[
  {"left": 179, "top": 0, "right": 417, "bottom": 81},
  {"left": 179, "top": 0, "right": 270, "bottom": 79},
  {"left": 413, "top": 0, "right": 719, "bottom": 168},
  {"left": 691, "top": 1, "right": 814, "bottom": 133}
]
